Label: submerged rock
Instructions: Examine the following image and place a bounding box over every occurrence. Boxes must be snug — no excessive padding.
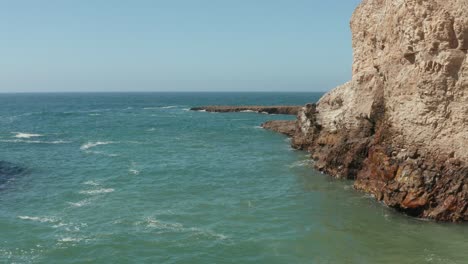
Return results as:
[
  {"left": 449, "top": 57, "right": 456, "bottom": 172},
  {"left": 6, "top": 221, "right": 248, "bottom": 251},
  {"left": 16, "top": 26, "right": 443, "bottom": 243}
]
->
[
  {"left": 292, "top": 0, "right": 468, "bottom": 222},
  {"left": 190, "top": 106, "right": 301, "bottom": 115},
  {"left": 0, "top": 161, "right": 26, "bottom": 187}
]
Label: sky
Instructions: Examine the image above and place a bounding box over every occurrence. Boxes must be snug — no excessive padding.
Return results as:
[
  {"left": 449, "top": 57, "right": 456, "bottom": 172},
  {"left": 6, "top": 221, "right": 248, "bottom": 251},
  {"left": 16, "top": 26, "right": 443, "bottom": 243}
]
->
[{"left": 0, "top": 0, "right": 361, "bottom": 93}]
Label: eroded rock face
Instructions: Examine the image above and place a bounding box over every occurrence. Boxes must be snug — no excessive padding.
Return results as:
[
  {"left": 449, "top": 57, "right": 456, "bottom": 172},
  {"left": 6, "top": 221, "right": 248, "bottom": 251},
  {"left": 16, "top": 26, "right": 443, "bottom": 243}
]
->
[{"left": 293, "top": 0, "right": 468, "bottom": 221}]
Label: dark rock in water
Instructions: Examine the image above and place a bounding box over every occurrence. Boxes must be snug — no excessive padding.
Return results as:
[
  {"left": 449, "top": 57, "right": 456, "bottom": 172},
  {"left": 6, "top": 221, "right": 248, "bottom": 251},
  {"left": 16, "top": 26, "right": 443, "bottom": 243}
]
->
[
  {"left": 190, "top": 106, "right": 301, "bottom": 115},
  {"left": 261, "top": 120, "right": 296, "bottom": 137},
  {"left": 0, "top": 161, "right": 26, "bottom": 187}
]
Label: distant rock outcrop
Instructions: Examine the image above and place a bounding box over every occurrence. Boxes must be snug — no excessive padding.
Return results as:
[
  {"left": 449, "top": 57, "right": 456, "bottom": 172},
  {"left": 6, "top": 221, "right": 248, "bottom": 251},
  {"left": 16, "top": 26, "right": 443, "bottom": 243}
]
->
[
  {"left": 191, "top": 106, "right": 301, "bottom": 115},
  {"left": 292, "top": 0, "right": 468, "bottom": 221}
]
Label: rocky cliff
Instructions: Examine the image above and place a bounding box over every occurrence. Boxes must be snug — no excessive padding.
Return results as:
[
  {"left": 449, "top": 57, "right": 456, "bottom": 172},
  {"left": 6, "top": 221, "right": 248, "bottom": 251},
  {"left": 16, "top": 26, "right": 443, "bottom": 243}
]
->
[{"left": 292, "top": 0, "right": 467, "bottom": 221}]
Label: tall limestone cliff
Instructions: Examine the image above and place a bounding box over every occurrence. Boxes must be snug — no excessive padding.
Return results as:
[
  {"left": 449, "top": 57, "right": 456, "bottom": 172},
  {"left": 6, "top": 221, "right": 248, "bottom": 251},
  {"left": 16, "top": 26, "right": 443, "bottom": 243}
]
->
[{"left": 292, "top": 0, "right": 467, "bottom": 221}]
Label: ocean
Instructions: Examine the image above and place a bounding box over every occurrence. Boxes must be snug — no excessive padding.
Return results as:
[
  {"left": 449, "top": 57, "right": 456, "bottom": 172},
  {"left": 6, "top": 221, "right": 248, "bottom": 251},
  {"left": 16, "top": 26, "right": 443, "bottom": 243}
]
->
[{"left": 0, "top": 92, "right": 466, "bottom": 264}]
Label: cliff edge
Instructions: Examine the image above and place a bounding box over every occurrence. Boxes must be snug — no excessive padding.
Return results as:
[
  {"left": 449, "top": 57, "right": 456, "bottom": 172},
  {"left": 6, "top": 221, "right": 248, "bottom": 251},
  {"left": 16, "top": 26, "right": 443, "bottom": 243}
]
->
[{"left": 292, "top": 0, "right": 468, "bottom": 221}]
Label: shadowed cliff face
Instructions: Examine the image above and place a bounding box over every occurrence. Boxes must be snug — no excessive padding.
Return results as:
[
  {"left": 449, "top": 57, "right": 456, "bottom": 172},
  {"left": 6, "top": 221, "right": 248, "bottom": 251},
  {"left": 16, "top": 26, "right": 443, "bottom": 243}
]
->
[{"left": 292, "top": 0, "right": 467, "bottom": 222}]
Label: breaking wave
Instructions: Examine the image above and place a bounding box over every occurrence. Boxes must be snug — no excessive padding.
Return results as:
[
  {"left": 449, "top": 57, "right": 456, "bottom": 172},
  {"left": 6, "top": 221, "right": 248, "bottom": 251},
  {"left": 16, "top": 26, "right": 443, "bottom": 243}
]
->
[
  {"left": 12, "top": 132, "right": 43, "bottom": 139},
  {"left": 79, "top": 188, "right": 115, "bottom": 195},
  {"left": 80, "top": 141, "right": 114, "bottom": 151},
  {"left": 18, "top": 216, "right": 58, "bottom": 223},
  {"left": 0, "top": 139, "right": 71, "bottom": 144},
  {"left": 288, "top": 160, "right": 314, "bottom": 168}
]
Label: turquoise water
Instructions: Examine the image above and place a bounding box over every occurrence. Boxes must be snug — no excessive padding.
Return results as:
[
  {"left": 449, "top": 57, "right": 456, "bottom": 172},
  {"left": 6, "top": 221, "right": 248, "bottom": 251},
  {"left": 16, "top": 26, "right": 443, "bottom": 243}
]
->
[{"left": 0, "top": 93, "right": 466, "bottom": 264}]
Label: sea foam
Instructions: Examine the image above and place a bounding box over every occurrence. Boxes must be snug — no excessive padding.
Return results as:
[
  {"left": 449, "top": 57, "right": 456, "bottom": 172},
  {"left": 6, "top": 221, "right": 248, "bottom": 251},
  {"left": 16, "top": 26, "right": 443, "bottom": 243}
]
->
[
  {"left": 129, "top": 169, "right": 140, "bottom": 175},
  {"left": 79, "top": 188, "right": 114, "bottom": 195},
  {"left": 18, "top": 216, "right": 58, "bottom": 223},
  {"left": 139, "top": 217, "right": 228, "bottom": 240},
  {"left": 0, "top": 139, "right": 70, "bottom": 144},
  {"left": 80, "top": 141, "right": 114, "bottom": 151},
  {"left": 144, "top": 106, "right": 178, "bottom": 110},
  {"left": 68, "top": 199, "right": 92, "bottom": 207},
  {"left": 288, "top": 160, "right": 314, "bottom": 168},
  {"left": 83, "top": 180, "right": 100, "bottom": 186},
  {"left": 12, "top": 132, "right": 43, "bottom": 139},
  {"left": 58, "top": 237, "right": 82, "bottom": 243}
]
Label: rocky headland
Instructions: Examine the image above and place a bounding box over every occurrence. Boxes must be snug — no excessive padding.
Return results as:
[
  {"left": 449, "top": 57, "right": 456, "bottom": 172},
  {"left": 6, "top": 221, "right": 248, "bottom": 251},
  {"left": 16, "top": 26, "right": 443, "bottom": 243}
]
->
[
  {"left": 291, "top": 0, "right": 468, "bottom": 222},
  {"left": 190, "top": 106, "right": 301, "bottom": 115},
  {"left": 194, "top": 0, "right": 467, "bottom": 222}
]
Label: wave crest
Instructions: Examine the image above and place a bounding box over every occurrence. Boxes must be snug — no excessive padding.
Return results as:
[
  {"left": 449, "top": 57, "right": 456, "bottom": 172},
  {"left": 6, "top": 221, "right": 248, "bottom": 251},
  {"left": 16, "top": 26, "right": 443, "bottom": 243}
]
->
[
  {"left": 80, "top": 141, "right": 114, "bottom": 151},
  {"left": 12, "top": 132, "right": 43, "bottom": 139},
  {"left": 79, "top": 188, "right": 114, "bottom": 195},
  {"left": 0, "top": 139, "right": 71, "bottom": 144}
]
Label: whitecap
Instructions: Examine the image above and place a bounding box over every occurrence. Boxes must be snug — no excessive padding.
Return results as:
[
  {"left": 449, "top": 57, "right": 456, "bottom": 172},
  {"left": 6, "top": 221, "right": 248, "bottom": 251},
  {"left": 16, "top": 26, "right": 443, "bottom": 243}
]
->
[
  {"left": 240, "top": 110, "right": 257, "bottom": 113},
  {"left": 18, "top": 216, "right": 58, "bottom": 223},
  {"left": 254, "top": 126, "right": 263, "bottom": 129},
  {"left": 49, "top": 140, "right": 71, "bottom": 144},
  {"left": 80, "top": 141, "right": 114, "bottom": 151},
  {"left": 89, "top": 113, "right": 101, "bottom": 116},
  {"left": 129, "top": 169, "right": 140, "bottom": 175},
  {"left": 145, "top": 106, "right": 178, "bottom": 110},
  {"left": 83, "top": 180, "right": 100, "bottom": 186},
  {"left": 58, "top": 237, "right": 82, "bottom": 243},
  {"left": 79, "top": 188, "right": 114, "bottom": 195},
  {"left": 12, "top": 132, "right": 43, "bottom": 139},
  {"left": 196, "top": 110, "right": 207, "bottom": 112},
  {"left": 189, "top": 227, "right": 228, "bottom": 240},
  {"left": 68, "top": 199, "right": 91, "bottom": 207},
  {"left": 52, "top": 222, "right": 67, "bottom": 228},
  {"left": 182, "top": 108, "right": 191, "bottom": 111},
  {"left": 0, "top": 139, "right": 70, "bottom": 144}
]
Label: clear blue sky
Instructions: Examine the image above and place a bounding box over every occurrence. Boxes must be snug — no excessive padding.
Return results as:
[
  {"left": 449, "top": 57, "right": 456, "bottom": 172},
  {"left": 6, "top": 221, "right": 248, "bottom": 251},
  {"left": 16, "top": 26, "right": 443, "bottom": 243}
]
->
[{"left": 0, "top": 0, "right": 361, "bottom": 92}]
